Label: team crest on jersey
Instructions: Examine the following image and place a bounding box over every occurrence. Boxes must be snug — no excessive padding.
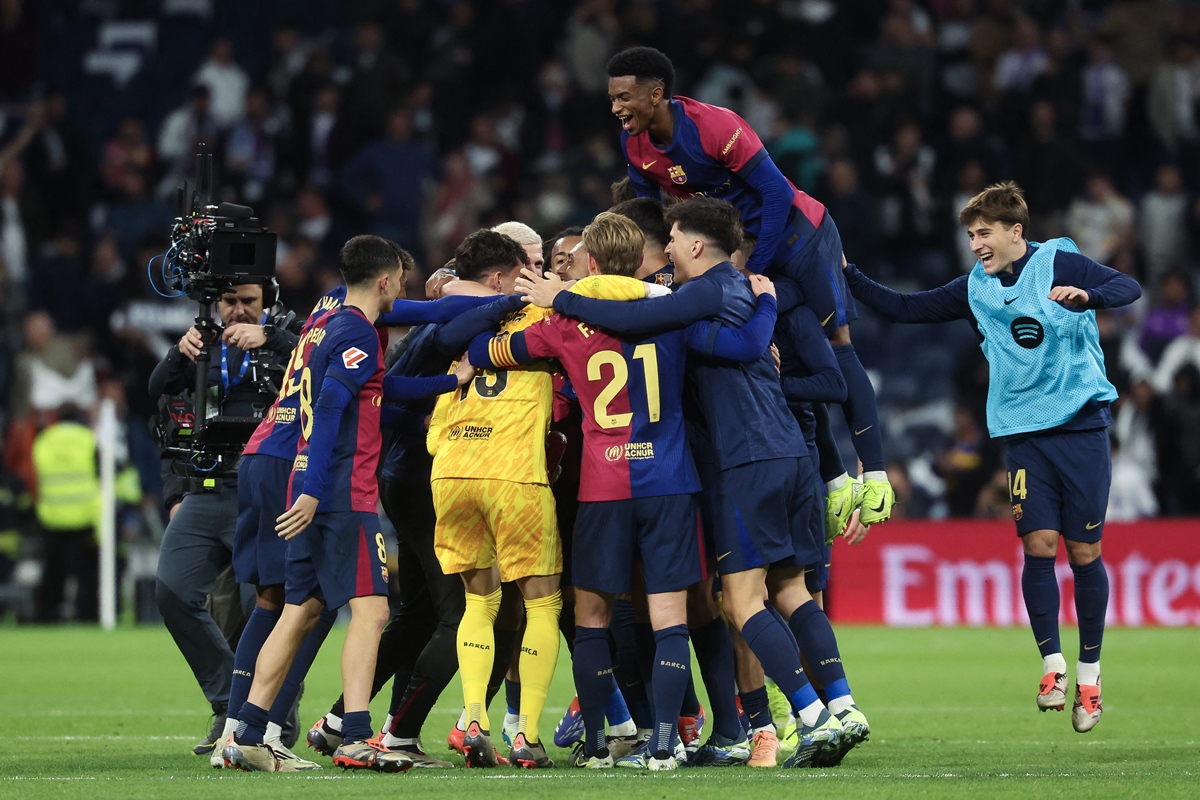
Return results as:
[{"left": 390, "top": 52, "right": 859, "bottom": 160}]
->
[
  {"left": 668, "top": 165, "right": 688, "bottom": 185},
  {"left": 654, "top": 271, "right": 673, "bottom": 287},
  {"left": 1012, "top": 503, "right": 1023, "bottom": 521},
  {"left": 342, "top": 347, "right": 368, "bottom": 369},
  {"left": 381, "top": 566, "right": 389, "bottom": 583}
]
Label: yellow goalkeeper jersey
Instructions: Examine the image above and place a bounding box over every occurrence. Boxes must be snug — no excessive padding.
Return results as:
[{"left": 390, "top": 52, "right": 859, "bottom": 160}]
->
[{"left": 428, "top": 276, "right": 648, "bottom": 484}]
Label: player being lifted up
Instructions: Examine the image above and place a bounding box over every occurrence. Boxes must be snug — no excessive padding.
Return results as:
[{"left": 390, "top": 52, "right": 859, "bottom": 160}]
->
[
  {"left": 843, "top": 182, "right": 1140, "bottom": 732},
  {"left": 471, "top": 212, "right": 778, "bottom": 770},
  {"left": 520, "top": 197, "right": 869, "bottom": 768},
  {"left": 604, "top": 46, "right": 893, "bottom": 535}
]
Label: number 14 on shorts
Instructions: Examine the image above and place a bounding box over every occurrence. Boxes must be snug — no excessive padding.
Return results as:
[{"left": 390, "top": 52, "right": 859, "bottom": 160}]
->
[{"left": 1007, "top": 468, "right": 1027, "bottom": 501}]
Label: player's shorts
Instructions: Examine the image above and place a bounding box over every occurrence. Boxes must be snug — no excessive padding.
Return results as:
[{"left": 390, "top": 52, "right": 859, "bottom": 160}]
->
[
  {"left": 233, "top": 454, "right": 292, "bottom": 587},
  {"left": 709, "top": 457, "right": 822, "bottom": 576},
  {"left": 773, "top": 211, "right": 857, "bottom": 334},
  {"left": 432, "top": 478, "right": 560, "bottom": 582},
  {"left": 573, "top": 494, "right": 705, "bottom": 595},
  {"left": 284, "top": 511, "right": 390, "bottom": 609},
  {"left": 1004, "top": 428, "right": 1112, "bottom": 543}
]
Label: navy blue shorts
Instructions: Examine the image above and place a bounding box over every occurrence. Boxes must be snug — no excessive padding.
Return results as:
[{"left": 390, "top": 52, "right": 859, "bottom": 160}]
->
[
  {"left": 710, "top": 458, "right": 822, "bottom": 576},
  {"left": 1005, "top": 428, "right": 1112, "bottom": 543},
  {"left": 284, "top": 511, "right": 390, "bottom": 609},
  {"left": 773, "top": 212, "right": 857, "bottom": 334},
  {"left": 233, "top": 454, "right": 291, "bottom": 587},
  {"left": 573, "top": 494, "right": 705, "bottom": 595}
]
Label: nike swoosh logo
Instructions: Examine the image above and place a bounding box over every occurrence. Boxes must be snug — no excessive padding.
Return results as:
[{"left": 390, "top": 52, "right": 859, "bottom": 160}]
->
[
  {"left": 641, "top": 160, "right": 657, "bottom": 170},
  {"left": 855, "top": 425, "right": 873, "bottom": 436},
  {"left": 1037, "top": 638, "right": 1051, "bottom": 646},
  {"left": 869, "top": 498, "right": 885, "bottom": 513},
  {"left": 1085, "top": 521, "right": 1102, "bottom": 530},
  {"left": 716, "top": 551, "right": 732, "bottom": 561},
  {"left": 821, "top": 311, "right": 836, "bottom": 326},
  {"left": 1004, "top": 297, "right": 1018, "bottom": 305},
  {"left": 1083, "top": 644, "right": 1099, "bottom": 651}
]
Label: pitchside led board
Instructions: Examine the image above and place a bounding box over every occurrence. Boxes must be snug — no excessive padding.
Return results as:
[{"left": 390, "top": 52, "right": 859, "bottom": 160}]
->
[{"left": 828, "top": 520, "right": 1200, "bottom": 627}]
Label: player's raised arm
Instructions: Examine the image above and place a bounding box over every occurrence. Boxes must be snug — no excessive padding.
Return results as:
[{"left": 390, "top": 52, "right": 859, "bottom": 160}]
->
[
  {"left": 1047, "top": 250, "right": 1142, "bottom": 310},
  {"left": 432, "top": 294, "right": 527, "bottom": 355},
  {"left": 684, "top": 277, "right": 778, "bottom": 362},
  {"left": 377, "top": 293, "right": 508, "bottom": 327},
  {"left": 843, "top": 264, "right": 972, "bottom": 324}
]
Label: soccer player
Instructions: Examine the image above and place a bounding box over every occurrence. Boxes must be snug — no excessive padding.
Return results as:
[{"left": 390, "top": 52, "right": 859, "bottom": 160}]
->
[
  {"left": 493, "top": 221, "right": 546, "bottom": 275},
  {"left": 612, "top": 197, "right": 676, "bottom": 287},
  {"left": 842, "top": 182, "right": 1141, "bottom": 732},
  {"left": 519, "top": 197, "right": 867, "bottom": 768},
  {"left": 470, "top": 212, "right": 777, "bottom": 770},
  {"left": 548, "top": 227, "right": 589, "bottom": 282},
  {"left": 604, "top": 46, "right": 894, "bottom": 533},
  {"left": 427, "top": 228, "right": 659, "bottom": 768},
  {"left": 222, "top": 235, "right": 413, "bottom": 773}
]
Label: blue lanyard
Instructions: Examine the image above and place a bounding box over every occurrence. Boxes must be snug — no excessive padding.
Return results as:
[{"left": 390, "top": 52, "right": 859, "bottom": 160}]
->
[{"left": 220, "top": 312, "right": 267, "bottom": 393}]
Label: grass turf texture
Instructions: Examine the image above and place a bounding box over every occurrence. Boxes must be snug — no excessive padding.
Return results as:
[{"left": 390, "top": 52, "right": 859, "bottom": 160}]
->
[{"left": 3, "top": 625, "right": 1196, "bottom": 799}]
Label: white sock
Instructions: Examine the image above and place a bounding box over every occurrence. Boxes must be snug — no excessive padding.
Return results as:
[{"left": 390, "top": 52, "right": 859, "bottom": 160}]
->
[
  {"left": 380, "top": 713, "right": 393, "bottom": 736},
  {"left": 796, "top": 699, "right": 826, "bottom": 728},
  {"left": 504, "top": 712, "right": 520, "bottom": 729},
  {"left": 826, "top": 472, "right": 850, "bottom": 492},
  {"left": 456, "top": 709, "right": 468, "bottom": 730},
  {"left": 324, "top": 712, "right": 343, "bottom": 734},
  {"left": 1077, "top": 660, "right": 1101, "bottom": 686},
  {"left": 827, "top": 695, "right": 855, "bottom": 716},
  {"left": 1043, "top": 653, "right": 1067, "bottom": 676},
  {"left": 609, "top": 719, "right": 637, "bottom": 737},
  {"left": 863, "top": 470, "right": 887, "bottom": 483},
  {"left": 220, "top": 717, "right": 238, "bottom": 741},
  {"left": 264, "top": 721, "right": 283, "bottom": 747},
  {"left": 381, "top": 733, "right": 416, "bottom": 749},
  {"left": 637, "top": 727, "right": 652, "bottom": 742}
]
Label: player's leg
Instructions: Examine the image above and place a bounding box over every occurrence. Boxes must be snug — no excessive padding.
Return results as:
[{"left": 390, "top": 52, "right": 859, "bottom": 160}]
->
[
  {"left": 687, "top": 578, "right": 742, "bottom": 747},
  {"left": 813, "top": 403, "right": 862, "bottom": 541},
  {"left": 1008, "top": 437, "right": 1072, "bottom": 712},
  {"left": 1059, "top": 430, "right": 1112, "bottom": 733},
  {"left": 573, "top": 587, "right": 617, "bottom": 767}
]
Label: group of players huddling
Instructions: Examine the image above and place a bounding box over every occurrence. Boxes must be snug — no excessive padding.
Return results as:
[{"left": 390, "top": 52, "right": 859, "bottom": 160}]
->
[{"left": 200, "top": 46, "right": 1139, "bottom": 774}]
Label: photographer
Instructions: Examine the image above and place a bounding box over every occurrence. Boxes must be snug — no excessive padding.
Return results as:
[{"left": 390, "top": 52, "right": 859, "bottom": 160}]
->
[{"left": 149, "top": 280, "right": 297, "bottom": 756}]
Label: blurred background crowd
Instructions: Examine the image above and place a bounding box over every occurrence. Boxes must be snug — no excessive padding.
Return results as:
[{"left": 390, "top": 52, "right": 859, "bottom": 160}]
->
[{"left": 1, "top": 0, "right": 1199, "bottom": 620}]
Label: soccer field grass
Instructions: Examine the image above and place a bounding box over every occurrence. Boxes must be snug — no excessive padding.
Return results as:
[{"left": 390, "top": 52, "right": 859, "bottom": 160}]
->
[{"left": 4, "top": 625, "right": 1196, "bottom": 799}]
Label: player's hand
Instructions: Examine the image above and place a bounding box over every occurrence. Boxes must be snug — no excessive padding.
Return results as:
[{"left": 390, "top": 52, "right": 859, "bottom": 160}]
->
[
  {"left": 516, "top": 267, "right": 564, "bottom": 308},
  {"left": 749, "top": 274, "right": 776, "bottom": 298},
  {"left": 842, "top": 252, "right": 849, "bottom": 270},
  {"left": 454, "top": 352, "right": 476, "bottom": 387},
  {"left": 770, "top": 343, "right": 781, "bottom": 375},
  {"left": 1048, "top": 285, "right": 1089, "bottom": 308},
  {"left": 177, "top": 326, "right": 204, "bottom": 361},
  {"left": 276, "top": 494, "right": 319, "bottom": 540},
  {"left": 426, "top": 267, "right": 457, "bottom": 300},
  {"left": 844, "top": 508, "right": 870, "bottom": 546},
  {"left": 222, "top": 323, "right": 266, "bottom": 350}
]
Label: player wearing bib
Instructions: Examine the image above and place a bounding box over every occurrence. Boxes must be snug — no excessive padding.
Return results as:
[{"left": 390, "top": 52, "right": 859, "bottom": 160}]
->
[
  {"left": 225, "top": 235, "right": 412, "bottom": 774},
  {"left": 843, "top": 183, "right": 1141, "bottom": 733},
  {"left": 605, "top": 46, "right": 894, "bottom": 533}
]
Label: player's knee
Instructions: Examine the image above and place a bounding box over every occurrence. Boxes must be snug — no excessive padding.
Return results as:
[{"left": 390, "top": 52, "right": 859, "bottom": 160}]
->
[{"left": 1065, "top": 540, "right": 1101, "bottom": 567}]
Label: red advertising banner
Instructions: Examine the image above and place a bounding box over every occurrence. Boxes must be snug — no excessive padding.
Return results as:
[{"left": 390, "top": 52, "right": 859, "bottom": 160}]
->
[{"left": 827, "top": 520, "right": 1200, "bottom": 627}]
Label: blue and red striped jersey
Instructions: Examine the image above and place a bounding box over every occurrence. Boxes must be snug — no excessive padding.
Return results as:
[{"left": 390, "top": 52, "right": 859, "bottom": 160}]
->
[
  {"left": 244, "top": 288, "right": 346, "bottom": 460},
  {"left": 292, "top": 306, "right": 384, "bottom": 513},
  {"left": 490, "top": 315, "right": 700, "bottom": 502},
  {"left": 621, "top": 96, "right": 827, "bottom": 269}
]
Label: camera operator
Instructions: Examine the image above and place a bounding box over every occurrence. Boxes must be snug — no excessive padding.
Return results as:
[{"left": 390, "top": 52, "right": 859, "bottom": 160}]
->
[{"left": 149, "top": 280, "right": 298, "bottom": 756}]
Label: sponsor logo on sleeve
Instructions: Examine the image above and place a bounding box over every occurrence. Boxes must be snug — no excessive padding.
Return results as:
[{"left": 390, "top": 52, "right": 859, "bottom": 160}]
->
[{"left": 342, "top": 347, "right": 368, "bottom": 369}]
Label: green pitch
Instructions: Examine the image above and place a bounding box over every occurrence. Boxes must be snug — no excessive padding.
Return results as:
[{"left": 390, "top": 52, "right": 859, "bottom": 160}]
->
[{"left": 3, "top": 625, "right": 1196, "bottom": 799}]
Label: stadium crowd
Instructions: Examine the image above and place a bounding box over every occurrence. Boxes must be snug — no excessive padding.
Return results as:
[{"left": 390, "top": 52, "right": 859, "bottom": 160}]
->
[{"left": 1, "top": 0, "right": 1199, "bottom": 622}]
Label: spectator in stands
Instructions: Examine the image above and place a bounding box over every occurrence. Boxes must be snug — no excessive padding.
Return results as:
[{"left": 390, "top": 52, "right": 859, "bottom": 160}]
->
[
  {"left": 934, "top": 404, "right": 1000, "bottom": 517},
  {"left": 1152, "top": 363, "right": 1200, "bottom": 515},
  {"left": 101, "top": 117, "right": 155, "bottom": 202},
  {"left": 823, "top": 157, "right": 878, "bottom": 266},
  {"left": 1, "top": 154, "right": 47, "bottom": 303},
  {"left": 1148, "top": 38, "right": 1200, "bottom": 189},
  {"left": 935, "top": 105, "right": 1009, "bottom": 195},
  {"left": 1107, "top": 434, "right": 1158, "bottom": 521},
  {"left": 1014, "top": 100, "right": 1084, "bottom": 240},
  {"left": 11, "top": 311, "right": 96, "bottom": 420},
  {"left": 1152, "top": 305, "right": 1200, "bottom": 396},
  {"left": 873, "top": 119, "right": 938, "bottom": 267},
  {"left": 340, "top": 107, "right": 436, "bottom": 256},
  {"left": 291, "top": 83, "right": 349, "bottom": 191},
  {"left": 224, "top": 86, "right": 277, "bottom": 204},
  {"left": 192, "top": 37, "right": 249, "bottom": 131},
  {"left": 993, "top": 15, "right": 1048, "bottom": 94},
  {"left": 341, "top": 22, "right": 412, "bottom": 154},
  {"left": 25, "top": 89, "right": 91, "bottom": 231},
  {"left": 1138, "top": 163, "right": 1191, "bottom": 282},
  {"left": 425, "top": 150, "right": 492, "bottom": 268},
  {"left": 1078, "top": 37, "right": 1131, "bottom": 170},
  {"left": 1065, "top": 172, "right": 1134, "bottom": 264},
  {"left": 1029, "top": 27, "right": 1083, "bottom": 136},
  {"left": 1112, "top": 378, "right": 1159, "bottom": 495},
  {"left": 1142, "top": 272, "right": 1194, "bottom": 368},
  {"left": 155, "top": 85, "right": 218, "bottom": 196},
  {"left": 101, "top": 169, "right": 172, "bottom": 263}
]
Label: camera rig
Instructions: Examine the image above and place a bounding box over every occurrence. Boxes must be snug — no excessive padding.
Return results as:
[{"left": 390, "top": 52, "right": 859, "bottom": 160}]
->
[{"left": 154, "top": 151, "right": 280, "bottom": 476}]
